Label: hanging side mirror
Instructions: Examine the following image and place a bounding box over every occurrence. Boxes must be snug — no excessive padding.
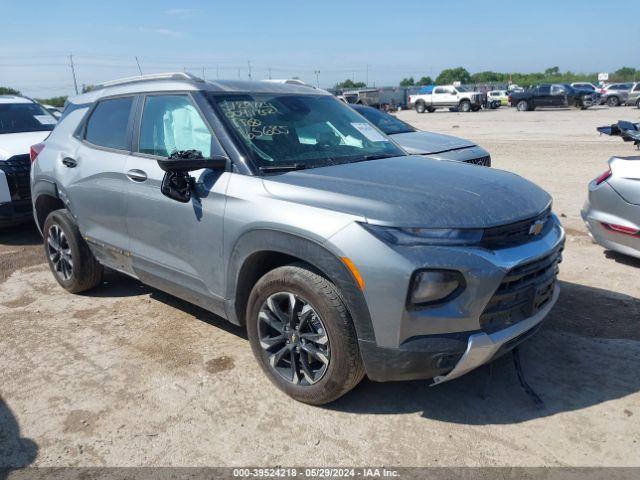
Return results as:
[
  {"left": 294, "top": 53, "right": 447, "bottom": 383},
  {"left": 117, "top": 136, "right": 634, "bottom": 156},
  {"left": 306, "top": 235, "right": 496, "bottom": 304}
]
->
[{"left": 157, "top": 150, "right": 228, "bottom": 203}]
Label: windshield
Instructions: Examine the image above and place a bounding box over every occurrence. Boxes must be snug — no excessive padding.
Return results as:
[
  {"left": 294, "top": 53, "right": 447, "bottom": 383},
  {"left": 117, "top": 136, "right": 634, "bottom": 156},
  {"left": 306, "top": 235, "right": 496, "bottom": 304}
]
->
[
  {"left": 455, "top": 86, "right": 471, "bottom": 92},
  {"left": 355, "top": 107, "right": 415, "bottom": 135},
  {"left": 209, "top": 93, "right": 404, "bottom": 170},
  {"left": 0, "top": 103, "right": 57, "bottom": 134}
]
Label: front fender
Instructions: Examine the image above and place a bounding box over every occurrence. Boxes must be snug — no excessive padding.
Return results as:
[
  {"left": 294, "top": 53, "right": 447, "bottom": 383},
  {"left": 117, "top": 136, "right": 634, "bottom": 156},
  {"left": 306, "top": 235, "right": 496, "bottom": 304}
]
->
[{"left": 225, "top": 228, "right": 375, "bottom": 342}]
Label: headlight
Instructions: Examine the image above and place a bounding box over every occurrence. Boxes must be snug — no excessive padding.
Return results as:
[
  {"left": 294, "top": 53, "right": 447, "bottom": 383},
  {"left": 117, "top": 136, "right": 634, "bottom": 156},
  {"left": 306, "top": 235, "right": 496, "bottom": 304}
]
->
[
  {"left": 361, "top": 223, "right": 483, "bottom": 246},
  {"left": 408, "top": 270, "right": 465, "bottom": 307}
]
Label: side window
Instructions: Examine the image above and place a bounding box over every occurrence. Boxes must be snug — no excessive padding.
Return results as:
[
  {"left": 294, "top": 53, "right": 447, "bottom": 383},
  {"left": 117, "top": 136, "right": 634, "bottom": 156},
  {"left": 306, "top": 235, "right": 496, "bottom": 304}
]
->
[
  {"left": 538, "top": 85, "right": 551, "bottom": 95},
  {"left": 633, "top": 84, "right": 640, "bottom": 92},
  {"left": 85, "top": 97, "right": 134, "bottom": 150},
  {"left": 550, "top": 85, "right": 565, "bottom": 95},
  {"left": 138, "top": 95, "right": 212, "bottom": 158},
  {"left": 434, "top": 87, "right": 445, "bottom": 94}
]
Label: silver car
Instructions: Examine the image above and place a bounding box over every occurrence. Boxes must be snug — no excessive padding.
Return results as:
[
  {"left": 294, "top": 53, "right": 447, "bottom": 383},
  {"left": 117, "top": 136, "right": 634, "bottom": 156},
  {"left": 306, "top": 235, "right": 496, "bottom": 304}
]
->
[
  {"left": 31, "top": 73, "right": 564, "bottom": 404},
  {"left": 599, "top": 83, "right": 633, "bottom": 107},
  {"left": 582, "top": 121, "right": 640, "bottom": 259},
  {"left": 351, "top": 104, "right": 491, "bottom": 166}
]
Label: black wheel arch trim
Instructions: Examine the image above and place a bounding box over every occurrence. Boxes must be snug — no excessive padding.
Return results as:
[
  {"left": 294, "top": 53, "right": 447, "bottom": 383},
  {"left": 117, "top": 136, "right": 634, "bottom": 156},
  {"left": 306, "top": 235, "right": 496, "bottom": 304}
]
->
[{"left": 225, "top": 229, "right": 376, "bottom": 343}]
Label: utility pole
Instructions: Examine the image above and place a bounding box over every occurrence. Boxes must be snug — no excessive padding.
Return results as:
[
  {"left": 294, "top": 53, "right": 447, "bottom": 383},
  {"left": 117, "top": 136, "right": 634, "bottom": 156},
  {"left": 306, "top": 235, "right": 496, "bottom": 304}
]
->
[
  {"left": 238, "top": 67, "right": 241, "bottom": 79},
  {"left": 366, "top": 64, "right": 369, "bottom": 86},
  {"left": 202, "top": 66, "right": 206, "bottom": 80},
  {"left": 314, "top": 70, "right": 320, "bottom": 88},
  {"left": 268, "top": 68, "right": 272, "bottom": 80},
  {"left": 247, "top": 60, "right": 252, "bottom": 80},
  {"left": 69, "top": 54, "right": 79, "bottom": 95},
  {"left": 135, "top": 56, "right": 143, "bottom": 75},
  {"left": 216, "top": 65, "right": 219, "bottom": 79}
]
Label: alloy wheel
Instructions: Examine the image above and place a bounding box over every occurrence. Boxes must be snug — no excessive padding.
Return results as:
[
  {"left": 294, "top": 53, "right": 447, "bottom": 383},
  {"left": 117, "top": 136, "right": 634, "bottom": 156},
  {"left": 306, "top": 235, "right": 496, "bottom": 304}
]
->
[
  {"left": 47, "top": 224, "right": 73, "bottom": 281},
  {"left": 257, "top": 292, "right": 330, "bottom": 385}
]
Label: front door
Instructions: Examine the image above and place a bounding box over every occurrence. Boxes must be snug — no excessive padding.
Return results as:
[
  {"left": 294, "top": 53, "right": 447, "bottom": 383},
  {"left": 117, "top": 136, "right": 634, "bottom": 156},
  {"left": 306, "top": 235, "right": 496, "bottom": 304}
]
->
[{"left": 124, "top": 93, "right": 231, "bottom": 315}]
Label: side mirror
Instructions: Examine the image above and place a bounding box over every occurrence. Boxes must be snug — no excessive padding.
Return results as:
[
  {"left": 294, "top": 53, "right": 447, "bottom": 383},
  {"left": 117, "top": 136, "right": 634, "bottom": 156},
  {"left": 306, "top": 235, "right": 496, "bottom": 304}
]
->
[{"left": 157, "top": 153, "right": 228, "bottom": 203}]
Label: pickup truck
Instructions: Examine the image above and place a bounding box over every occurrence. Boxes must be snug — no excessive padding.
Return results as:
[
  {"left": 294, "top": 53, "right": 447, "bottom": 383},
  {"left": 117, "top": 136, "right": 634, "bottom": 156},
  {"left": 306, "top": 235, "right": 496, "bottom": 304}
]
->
[
  {"left": 509, "top": 84, "right": 598, "bottom": 111},
  {"left": 408, "top": 85, "right": 485, "bottom": 113}
]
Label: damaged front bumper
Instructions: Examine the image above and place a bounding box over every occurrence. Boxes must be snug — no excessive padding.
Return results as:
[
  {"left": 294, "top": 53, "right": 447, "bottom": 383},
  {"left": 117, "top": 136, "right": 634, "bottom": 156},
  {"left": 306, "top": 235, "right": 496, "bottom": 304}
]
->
[{"left": 432, "top": 284, "right": 559, "bottom": 385}]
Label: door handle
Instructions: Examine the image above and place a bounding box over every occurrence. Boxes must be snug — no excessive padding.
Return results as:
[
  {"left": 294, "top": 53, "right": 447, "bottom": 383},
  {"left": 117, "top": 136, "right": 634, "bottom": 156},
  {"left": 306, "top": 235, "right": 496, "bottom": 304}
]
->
[
  {"left": 62, "top": 157, "right": 77, "bottom": 168},
  {"left": 126, "top": 169, "right": 148, "bottom": 182}
]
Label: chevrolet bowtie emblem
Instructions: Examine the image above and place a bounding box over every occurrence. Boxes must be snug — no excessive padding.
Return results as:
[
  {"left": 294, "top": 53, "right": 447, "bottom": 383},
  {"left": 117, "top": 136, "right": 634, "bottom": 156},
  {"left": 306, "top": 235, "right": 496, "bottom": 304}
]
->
[{"left": 529, "top": 220, "right": 545, "bottom": 236}]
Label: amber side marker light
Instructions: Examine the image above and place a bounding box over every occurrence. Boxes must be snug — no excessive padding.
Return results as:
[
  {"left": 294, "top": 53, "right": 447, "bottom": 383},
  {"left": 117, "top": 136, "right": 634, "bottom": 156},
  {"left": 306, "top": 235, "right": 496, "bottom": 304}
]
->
[{"left": 341, "top": 257, "right": 365, "bottom": 291}]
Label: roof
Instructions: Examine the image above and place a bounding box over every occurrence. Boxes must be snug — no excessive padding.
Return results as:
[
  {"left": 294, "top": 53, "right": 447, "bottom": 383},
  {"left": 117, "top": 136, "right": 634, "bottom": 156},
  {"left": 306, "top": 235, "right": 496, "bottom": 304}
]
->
[
  {"left": 0, "top": 95, "right": 34, "bottom": 104},
  {"left": 68, "top": 72, "right": 330, "bottom": 105}
]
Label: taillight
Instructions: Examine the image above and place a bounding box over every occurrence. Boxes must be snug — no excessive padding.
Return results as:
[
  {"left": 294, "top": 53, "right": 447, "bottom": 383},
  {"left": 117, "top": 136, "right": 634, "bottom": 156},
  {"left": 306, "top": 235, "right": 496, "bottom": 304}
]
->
[
  {"left": 30, "top": 143, "right": 45, "bottom": 163},
  {"left": 594, "top": 168, "right": 612, "bottom": 185},
  {"left": 601, "top": 223, "right": 640, "bottom": 237}
]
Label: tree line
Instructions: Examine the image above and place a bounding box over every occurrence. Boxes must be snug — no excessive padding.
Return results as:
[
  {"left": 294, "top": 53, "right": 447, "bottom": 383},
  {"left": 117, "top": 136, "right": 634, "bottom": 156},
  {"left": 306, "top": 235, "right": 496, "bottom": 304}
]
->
[{"left": 335, "top": 66, "right": 639, "bottom": 89}]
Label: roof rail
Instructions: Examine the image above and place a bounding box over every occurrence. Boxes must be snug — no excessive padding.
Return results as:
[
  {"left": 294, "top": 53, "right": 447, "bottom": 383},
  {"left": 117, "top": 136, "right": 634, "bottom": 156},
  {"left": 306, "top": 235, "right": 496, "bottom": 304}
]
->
[{"left": 93, "top": 72, "right": 204, "bottom": 91}]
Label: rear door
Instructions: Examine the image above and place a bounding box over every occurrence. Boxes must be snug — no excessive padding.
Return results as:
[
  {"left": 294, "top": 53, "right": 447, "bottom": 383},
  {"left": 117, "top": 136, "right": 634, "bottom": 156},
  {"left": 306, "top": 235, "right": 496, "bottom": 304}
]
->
[
  {"left": 535, "top": 85, "right": 553, "bottom": 107},
  {"left": 123, "top": 92, "right": 231, "bottom": 315},
  {"left": 64, "top": 95, "right": 137, "bottom": 272}
]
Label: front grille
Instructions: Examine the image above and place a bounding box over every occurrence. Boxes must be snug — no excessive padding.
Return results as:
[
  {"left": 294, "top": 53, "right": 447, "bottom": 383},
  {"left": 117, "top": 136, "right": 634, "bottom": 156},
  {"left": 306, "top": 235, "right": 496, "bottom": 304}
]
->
[
  {"left": 480, "top": 207, "right": 552, "bottom": 249},
  {"left": 0, "top": 154, "right": 31, "bottom": 201},
  {"left": 480, "top": 244, "right": 563, "bottom": 334},
  {"left": 464, "top": 155, "right": 491, "bottom": 167}
]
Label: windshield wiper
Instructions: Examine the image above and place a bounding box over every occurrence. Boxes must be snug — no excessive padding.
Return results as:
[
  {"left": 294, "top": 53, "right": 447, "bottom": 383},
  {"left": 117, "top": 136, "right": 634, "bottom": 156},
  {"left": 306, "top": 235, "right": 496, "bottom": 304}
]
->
[
  {"left": 355, "top": 153, "right": 397, "bottom": 162},
  {"left": 259, "top": 163, "right": 310, "bottom": 173}
]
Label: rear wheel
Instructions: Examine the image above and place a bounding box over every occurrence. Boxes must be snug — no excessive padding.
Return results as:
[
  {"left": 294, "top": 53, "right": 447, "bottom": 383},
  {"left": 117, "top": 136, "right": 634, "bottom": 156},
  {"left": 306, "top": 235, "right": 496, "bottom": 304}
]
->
[
  {"left": 516, "top": 100, "right": 529, "bottom": 111},
  {"left": 607, "top": 96, "right": 620, "bottom": 107},
  {"left": 415, "top": 101, "right": 426, "bottom": 114},
  {"left": 459, "top": 100, "right": 471, "bottom": 112},
  {"left": 636, "top": 99, "right": 640, "bottom": 109},
  {"left": 246, "top": 264, "right": 364, "bottom": 405},
  {"left": 43, "top": 210, "right": 103, "bottom": 293}
]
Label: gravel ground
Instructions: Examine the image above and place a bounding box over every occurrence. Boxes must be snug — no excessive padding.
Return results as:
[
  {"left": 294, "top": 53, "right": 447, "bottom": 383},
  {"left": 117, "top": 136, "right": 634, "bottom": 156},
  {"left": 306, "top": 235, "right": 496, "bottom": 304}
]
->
[{"left": 1, "top": 106, "right": 639, "bottom": 469}]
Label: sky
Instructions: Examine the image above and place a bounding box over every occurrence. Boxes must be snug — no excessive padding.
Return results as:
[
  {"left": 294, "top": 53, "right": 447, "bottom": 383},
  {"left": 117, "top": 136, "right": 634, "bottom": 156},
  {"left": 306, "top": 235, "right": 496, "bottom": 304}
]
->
[{"left": 1, "top": 0, "right": 638, "bottom": 98}]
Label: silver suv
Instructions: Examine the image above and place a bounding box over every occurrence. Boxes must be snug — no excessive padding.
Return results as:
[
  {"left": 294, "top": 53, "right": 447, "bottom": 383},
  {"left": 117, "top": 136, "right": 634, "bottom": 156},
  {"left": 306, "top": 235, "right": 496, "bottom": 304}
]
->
[{"left": 31, "top": 73, "right": 565, "bottom": 404}]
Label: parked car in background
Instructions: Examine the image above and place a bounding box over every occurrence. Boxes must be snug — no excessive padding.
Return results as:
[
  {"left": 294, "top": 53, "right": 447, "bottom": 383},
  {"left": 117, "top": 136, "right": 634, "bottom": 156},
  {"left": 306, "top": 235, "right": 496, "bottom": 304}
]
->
[
  {"left": 598, "top": 83, "right": 633, "bottom": 107},
  {"left": 351, "top": 104, "right": 491, "bottom": 166},
  {"left": 582, "top": 121, "right": 640, "bottom": 259},
  {"left": 0, "top": 95, "right": 57, "bottom": 226},
  {"left": 409, "top": 85, "right": 486, "bottom": 113},
  {"left": 487, "top": 90, "right": 509, "bottom": 106},
  {"left": 624, "top": 82, "right": 640, "bottom": 108},
  {"left": 509, "top": 84, "right": 597, "bottom": 111},
  {"left": 570, "top": 82, "right": 598, "bottom": 92},
  {"left": 337, "top": 88, "right": 380, "bottom": 108},
  {"left": 41, "top": 104, "right": 63, "bottom": 119},
  {"left": 31, "top": 73, "right": 564, "bottom": 404}
]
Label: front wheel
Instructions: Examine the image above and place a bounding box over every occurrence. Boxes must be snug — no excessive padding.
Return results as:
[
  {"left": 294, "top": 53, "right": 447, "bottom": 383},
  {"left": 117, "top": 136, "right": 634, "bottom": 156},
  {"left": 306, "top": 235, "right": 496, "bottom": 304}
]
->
[
  {"left": 43, "top": 209, "right": 103, "bottom": 293},
  {"left": 246, "top": 264, "right": 365, "bottom": 405},
  {"left": 459, "top": 100, "right": 471, "bottom": 112},
  {"left": 607, "top": 96, "right": 620, "bottom": 107}
]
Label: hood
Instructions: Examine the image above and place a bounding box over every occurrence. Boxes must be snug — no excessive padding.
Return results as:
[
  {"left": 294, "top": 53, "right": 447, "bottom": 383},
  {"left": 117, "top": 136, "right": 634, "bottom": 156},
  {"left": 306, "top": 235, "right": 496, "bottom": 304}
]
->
[
  {"left": 262, "top": 156, "right": 551, "bottom": 228},
  {"left": 390, "top": 131, "right": 476, "bottom": 155},
  {"left": 0, "top": 131, "right": 50, "bottom": 160}
]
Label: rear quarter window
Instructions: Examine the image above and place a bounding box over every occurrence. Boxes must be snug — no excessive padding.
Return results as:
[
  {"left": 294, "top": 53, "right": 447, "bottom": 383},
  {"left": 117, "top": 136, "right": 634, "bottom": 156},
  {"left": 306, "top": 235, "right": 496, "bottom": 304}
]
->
[{"left": 84, "top": 97, "right": 134, "bottom": 150}]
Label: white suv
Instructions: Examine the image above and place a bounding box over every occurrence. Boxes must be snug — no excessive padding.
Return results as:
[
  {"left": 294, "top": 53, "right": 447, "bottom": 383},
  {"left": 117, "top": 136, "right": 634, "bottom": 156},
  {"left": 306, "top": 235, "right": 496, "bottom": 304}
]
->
[{"left": 0, "top": 95, "right": 57, "bottom": 226}]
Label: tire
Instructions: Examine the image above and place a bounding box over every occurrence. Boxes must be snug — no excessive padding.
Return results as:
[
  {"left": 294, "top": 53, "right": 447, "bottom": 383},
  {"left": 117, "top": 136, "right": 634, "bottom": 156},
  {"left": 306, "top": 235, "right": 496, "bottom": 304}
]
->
[
  {"left": 516, "top": 100, "right": 529, "bottom": 112},
  {"left": 246, "top": 263, "right": 365, "bottom": 405},
  {"left": 459, "top": 100, "right": 471, "bottom": 112},
  {"left": 636, "top": 99, "right": 640, "bottom": 109},
  {"left": 43, "top": 209, "right": 103, "bottom": 293},
  {"left": 607, "top": 96, "right": 620, "bottom": 107},
  {"left": 427, "top": 107, "right": 436, "bottom": 113},
  {"left": 415, "top": 101, "right": 426, "bottom": 114}
]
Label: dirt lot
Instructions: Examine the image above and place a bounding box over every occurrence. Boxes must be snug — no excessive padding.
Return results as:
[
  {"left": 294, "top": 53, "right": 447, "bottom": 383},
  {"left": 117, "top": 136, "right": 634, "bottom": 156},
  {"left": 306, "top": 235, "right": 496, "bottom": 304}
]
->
[{"left": 1, "top": 106, "right": 639, "bottom": 468}]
